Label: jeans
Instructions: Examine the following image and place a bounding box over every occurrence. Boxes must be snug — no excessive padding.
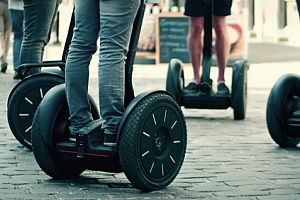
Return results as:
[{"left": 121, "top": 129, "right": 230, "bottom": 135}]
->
[
  {"left": 9, "top": 9, "right": 23, "bottom": 71},
  {"left": 0, "top": 2, "right": 11, "bottom": 66},
  {"left": 65, "top": 0, "right": 140, "bottom": 136},
  {"left": 20, "top": 0, "right": 60, "bottom": 75}
]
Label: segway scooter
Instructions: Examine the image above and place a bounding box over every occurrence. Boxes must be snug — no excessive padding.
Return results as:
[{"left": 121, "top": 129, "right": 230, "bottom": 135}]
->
[
  {"left": 31, "top": 0, "right": 187, "bottom": 191},
  {"left": 166, "top": 0, "right": 248, "bottom": 120},
  {"left": 266, "top": 74, "right": 300, "bottom": 147},
  {"left": 6, "top": 9, "right": 102, "bottom": 150}
]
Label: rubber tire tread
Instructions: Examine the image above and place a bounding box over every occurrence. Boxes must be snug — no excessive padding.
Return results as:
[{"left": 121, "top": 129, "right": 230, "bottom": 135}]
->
[
  {"left": 266, "top": 89, "right": 300, "bottom": 147},
  {"left": 119, "top": 92, "right": 186, "bottom": 191},
  {"left": 32, "top": 104, "right": 84, "bottom": 179},
  {"left": 232, "top": 61, "right": 247, "bottom": 120},
  {"left": 7, "top": 75, "right": 64, "bottom": 149}
]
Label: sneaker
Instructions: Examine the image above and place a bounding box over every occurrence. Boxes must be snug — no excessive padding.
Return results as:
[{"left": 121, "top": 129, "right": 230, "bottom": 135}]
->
[
  {"left": 13, "top": 71, "right": 21, "bottom": 80},
  {"left": 103, "top": 134, "right": 117, "bottom": 147},
  {"left": 182, "top": 82, "right": 199, "bottom": 94},
  {"left": 1, "top": 62, "right": 7, "bottom": 73},
  {"left": 217, "top": 83, "right": 229, "bottom": 95}
]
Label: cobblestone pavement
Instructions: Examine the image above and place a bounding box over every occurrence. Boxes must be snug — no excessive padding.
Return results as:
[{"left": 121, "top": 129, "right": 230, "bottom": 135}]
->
[
  {"left": 1, "top": 45, "right": 300, "bottom": 199},
  {"left": 1, "top": 5, "right": 300, "bottom": 199}
]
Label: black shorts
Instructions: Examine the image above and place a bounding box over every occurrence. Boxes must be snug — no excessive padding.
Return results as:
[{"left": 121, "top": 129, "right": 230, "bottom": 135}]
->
[{"left": 184, "top": 0, "right": 233, "bottom": 17}]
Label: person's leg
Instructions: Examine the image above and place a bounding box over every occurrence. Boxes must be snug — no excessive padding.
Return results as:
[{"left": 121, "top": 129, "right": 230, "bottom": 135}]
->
[
  {"left": 187, "top": 17, "right": 203, "bottom": 85},
  {"left": 183, "top": 0, "right": 205, "bottom": 93},
  {"left": 214, "top": 0, "right": 232, "bottom": 94},
  {"left": 9, "top": 9, "right": 23, "bottom": 75},
  {"left": 0, "top": 5, "right": 6, "bottom": 71},
  {"left": 3, "top": 19, "right": 10, "bottom": 64},
  {"left": 99, "top": 0, "right": 140, "bottom": 145},
  {"left": 65, "top": 0, "right": 99, "bottom": 138},
  {"left": 20, "top": 0, "right": 60, "bottom": 76},
  {"left": 213, "top": 16, "right": 230, "bottom": 84},
  {"left": 0, "top": 2, "right": 11, "bottom": 73}
]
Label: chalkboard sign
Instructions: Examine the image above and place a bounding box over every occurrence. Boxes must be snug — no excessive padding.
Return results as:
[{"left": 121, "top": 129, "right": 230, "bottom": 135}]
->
[{"left": 156, "top": 13, "right": 190, "bottom": 64}]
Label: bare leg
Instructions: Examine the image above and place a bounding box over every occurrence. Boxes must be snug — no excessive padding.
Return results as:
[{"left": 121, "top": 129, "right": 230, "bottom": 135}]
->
[
  {"left": 213, "top": 16, "right": 230, "bottom": 84},
  {"left": 187, "top": 17, "right": 204, "bottom": 84}
]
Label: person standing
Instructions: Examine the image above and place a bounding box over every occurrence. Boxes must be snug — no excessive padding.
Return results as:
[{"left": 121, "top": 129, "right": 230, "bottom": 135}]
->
[
  {"left": 8, "top": 0, "right": 23, "bottom": 79},
  {"left": 19, "top": 0, "right": 61, "bottom": 78},
  {"left": 65, "top": 0, "right": 140, "bottom": 146},
  {"left": 183, "top": 0, "right": 232, "bottom": 95},
  {"left": 0, "top": 0, "right": 11, "bottom": 73}
]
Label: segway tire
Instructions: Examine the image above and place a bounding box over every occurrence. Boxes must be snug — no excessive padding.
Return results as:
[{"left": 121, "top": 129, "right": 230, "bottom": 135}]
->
[
  {"left": 7, "top": 73, "right": 64, "bottom": 149},
  {"left": 231, "top": 60, "right": 248, "bottom": 120},
  {"left": 266, "top": 74, "right": 300, "bottom": 147},
  {"left": 32, "top": 104, "right": 85, "bottom": 179},
  {"left": 31, "top": 84, "right": 99, "bottom": 179},
  {"left": 119, "top": 92, "right": 187, "bottom": 191}
]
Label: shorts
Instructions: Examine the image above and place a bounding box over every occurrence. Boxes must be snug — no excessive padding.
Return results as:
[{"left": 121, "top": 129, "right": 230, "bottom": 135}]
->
[{"left": 184, "top": 0, "right": 233, "bottom": 17}]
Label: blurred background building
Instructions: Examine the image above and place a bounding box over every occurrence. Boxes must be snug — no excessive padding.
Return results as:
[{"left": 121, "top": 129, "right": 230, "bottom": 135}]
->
[{"left": 161, "top": 0, "right": 300, "bottom": 44}]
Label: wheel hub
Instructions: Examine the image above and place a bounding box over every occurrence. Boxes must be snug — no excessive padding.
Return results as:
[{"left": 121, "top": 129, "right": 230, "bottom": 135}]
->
[{"left": 152, "top": 129, "right": 169, "bottom": 157}]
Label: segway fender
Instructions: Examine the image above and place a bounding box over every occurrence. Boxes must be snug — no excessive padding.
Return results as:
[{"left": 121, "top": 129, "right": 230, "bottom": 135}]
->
[
  {"left": 118, "top": 90, "right": 174, "bottom": 136},
  {"left": 37, "top": 84, "right": 100, "bottom": 145},
  {"left": 169, "top": 58, "right": 183, "bottom": 73},
  {"left": 41, "top": 68, "right": 65, "bottom": 77},
  {"left": 271, "top": 74, "right": 300, "bottom": 120},
  {"left": 37, "top": 84, "right": 67, "bottom": 145},
  {"left": 166, "top": 58, "right": 184, "bottom": 104}
]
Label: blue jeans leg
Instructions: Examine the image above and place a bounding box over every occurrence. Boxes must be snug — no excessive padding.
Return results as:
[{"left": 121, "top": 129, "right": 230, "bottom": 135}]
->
[
  {"left": 65, "top": 0, "right": 140, "bottom": 135},
  {"left": 99, "top": 0, "right": 140, "bottom": 134},
  {"left": 9, "top": 9, "right": 23, "bottom": 71},
  {"left": 20, "top": 0, "right": 60, "bottom": 75},
  {"left": 65, "top": 0, "right": 100, "bottom": 135}
]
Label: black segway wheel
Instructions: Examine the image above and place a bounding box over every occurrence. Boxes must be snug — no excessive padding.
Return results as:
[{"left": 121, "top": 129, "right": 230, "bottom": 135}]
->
[
  {"left": 166, "top": 59, "right": 184, "bottom": 105},
  {"left": 266, "top": 74, "right": 300, "bottom": 147},
  {"left": 7, "top": 73, "right": 64, "bottom": 149},
  {"left": 231, "top": 59, "right": 248, "bottom": 120},
  {"left": 119, "top": 92, "right": 187, "bottom": 191},
  {"left": 31, "top": 84, "right": 99, "bottom": 179}
]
